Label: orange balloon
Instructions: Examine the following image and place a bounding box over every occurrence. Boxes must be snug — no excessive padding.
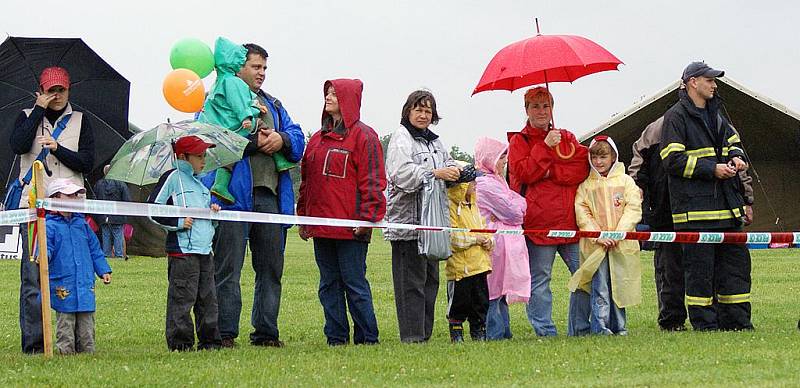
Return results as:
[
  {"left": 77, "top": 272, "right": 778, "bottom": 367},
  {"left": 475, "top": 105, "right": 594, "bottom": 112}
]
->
[{"left": 162, "top": 69, "right": 205, "bottom": 113}]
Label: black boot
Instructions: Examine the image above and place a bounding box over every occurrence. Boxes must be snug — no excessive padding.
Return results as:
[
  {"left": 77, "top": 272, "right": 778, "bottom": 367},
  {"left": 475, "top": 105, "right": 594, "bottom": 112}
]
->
[
  {"left": 449, "top": 321, "right": 464, "bottom": 343},
  {"left": 470, "top": 324, "right": 486, "bottom": 341}
]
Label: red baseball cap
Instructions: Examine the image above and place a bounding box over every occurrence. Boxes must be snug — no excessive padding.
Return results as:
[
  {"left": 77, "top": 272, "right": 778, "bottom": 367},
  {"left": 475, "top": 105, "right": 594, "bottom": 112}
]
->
[
  {"left": 173, "top": 135, "right": 215, "bottom": 155},
  {"left": 39, "top": 66, "right": 71, "bottom": 91}
]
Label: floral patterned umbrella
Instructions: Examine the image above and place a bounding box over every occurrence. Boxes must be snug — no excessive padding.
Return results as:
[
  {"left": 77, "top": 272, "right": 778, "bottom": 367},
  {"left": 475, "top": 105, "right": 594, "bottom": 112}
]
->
[{"left": 106, "top": 120, "right": 248, "bottom": 186}]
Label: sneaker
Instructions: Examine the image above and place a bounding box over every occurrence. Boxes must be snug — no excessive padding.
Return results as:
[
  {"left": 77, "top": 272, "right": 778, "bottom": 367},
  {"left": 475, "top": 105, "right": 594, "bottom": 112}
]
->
[
  {"left": 221, "top": 338, "right": 236, "bottom": 348},
  {"left": 251, "top": 338, "right": 285, "bottom": 348}
]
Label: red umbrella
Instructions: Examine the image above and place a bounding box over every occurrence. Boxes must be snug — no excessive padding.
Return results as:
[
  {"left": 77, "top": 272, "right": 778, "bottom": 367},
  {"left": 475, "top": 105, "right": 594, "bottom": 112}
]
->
[
  {"left": 472, "top": 20, "right": 623, "bottom": 95},
  {"left": 473, "top": 20, "right": 622, "bottom": 159}
]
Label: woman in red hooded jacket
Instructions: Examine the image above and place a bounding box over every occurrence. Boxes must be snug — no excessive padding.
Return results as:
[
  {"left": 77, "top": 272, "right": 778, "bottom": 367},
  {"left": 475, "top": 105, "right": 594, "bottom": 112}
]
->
[
  {"left": 297, "top": 79, "right": 387, "bottom": 345},
  {"left": 507, "top": 87, "right": 591, "bottom": 337}
]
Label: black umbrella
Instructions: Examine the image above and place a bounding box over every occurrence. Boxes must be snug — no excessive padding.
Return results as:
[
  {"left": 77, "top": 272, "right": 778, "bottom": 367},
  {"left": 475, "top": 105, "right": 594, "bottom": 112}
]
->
[{"left": 0, "top": 36, "right": 132, "bottom": 190}]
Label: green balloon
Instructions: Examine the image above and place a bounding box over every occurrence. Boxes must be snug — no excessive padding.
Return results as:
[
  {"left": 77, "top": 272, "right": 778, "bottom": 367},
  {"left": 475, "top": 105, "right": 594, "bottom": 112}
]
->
[{"left": 169, "top": 38, "right": 214, "bottom": 78}]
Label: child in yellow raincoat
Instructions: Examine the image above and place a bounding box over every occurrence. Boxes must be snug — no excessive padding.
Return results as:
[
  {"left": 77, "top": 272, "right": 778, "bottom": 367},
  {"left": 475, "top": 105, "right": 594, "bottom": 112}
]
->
[
  {"left": 569, "top": 136, "right": 642, "bottom": 335},
  {"left": 446, "top": 178, "right": 493, "bottom": 342}
]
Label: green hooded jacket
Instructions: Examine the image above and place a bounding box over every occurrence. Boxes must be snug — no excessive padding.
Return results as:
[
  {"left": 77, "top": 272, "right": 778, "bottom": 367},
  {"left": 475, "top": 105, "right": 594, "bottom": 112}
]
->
[{"left": 198, "top": 37, "right": 260, "bottom": 137}]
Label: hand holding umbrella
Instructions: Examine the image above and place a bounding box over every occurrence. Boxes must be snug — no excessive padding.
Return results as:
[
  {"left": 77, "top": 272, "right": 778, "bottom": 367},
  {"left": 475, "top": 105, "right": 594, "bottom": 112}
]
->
[{"left": 473, "top": 18, "right": 622, "bottom": 159}]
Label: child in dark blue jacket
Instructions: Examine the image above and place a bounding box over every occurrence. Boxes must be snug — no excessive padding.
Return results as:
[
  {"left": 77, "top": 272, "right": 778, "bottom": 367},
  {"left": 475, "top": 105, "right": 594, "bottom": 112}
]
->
[{"left": 45, "top": 178, "right": 112, "bottom": 354}]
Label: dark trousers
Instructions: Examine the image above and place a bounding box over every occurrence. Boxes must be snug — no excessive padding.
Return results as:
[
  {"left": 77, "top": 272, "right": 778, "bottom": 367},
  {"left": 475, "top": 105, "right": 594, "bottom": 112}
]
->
[
  {"left": 313, "top": 238, "right": 379, "bottom": 345},
  {"left": 683, "top": 232, "right": 753, "bottom": 331},
  {"left": 214, "top": 188, "right": 284, "bottom": 343},
  {"left": 391, "top": 240, "right": 439, "bottom": 343},
  {"left": 654, "top": 241, "right": 687, "bottom": 328},
  {"left": 446, "top": 272, "right": 490, "bottom": 329},
  {"left": 55, "top": 311, "right": 95, "bottom": 354},
  {"left": 19, "top": 223, "right": 44, "bottom": 354},
  {"left": 166, "top": 254, "right": 222, "bottom": 351}
]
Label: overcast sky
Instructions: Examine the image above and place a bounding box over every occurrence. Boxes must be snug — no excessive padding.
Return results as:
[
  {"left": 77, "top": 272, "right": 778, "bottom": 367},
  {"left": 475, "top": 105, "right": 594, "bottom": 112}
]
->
[{"left": 3, "top": 0, "right": 798, "bottom": 152}]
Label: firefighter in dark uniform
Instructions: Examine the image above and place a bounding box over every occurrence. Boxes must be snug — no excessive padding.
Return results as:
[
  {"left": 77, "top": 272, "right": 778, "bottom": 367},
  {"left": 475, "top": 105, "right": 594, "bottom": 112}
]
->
[
  {"left": 631, "top": 114, "right": 755, "bottom": 332},
  {"left": 660, "top": 62, "right": 754, "bottom": 331}
]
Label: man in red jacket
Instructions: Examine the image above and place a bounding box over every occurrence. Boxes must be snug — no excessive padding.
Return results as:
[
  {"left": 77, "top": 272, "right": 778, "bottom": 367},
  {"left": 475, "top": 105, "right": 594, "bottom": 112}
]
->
[
  {"left": 507, "top": 87, "right": 591, "bottom": 336},
  {"left": 297, "top": 79, "right": 386, "bottom": 345}
]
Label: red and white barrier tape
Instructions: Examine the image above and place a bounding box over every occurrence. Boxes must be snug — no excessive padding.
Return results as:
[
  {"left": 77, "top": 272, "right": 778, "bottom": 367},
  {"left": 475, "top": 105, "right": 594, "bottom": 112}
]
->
[{"left": 0, "top": 198, "right": 794, "bottom": 245}]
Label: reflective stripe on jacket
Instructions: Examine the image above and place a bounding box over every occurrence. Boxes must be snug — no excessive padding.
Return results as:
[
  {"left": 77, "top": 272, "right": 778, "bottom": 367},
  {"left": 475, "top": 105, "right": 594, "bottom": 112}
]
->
[{"left": 660, "top": 91, "right": 746, "bottom": 230}]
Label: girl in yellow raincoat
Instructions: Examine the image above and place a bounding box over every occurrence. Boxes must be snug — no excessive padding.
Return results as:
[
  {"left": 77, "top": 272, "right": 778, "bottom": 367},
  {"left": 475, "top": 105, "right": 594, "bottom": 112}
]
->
[
  {"left": 446, "top": 178, "right": 493, "bottom": 342},
  {"left": 568, "top": 136, "right": 642, "bottom": 335}
]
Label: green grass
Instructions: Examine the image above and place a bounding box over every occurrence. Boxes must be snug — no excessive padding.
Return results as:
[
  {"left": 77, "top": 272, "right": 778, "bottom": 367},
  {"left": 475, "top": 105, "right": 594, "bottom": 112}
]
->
[{"left": 1, "top": 231, "right": 799, "bottom": 387}]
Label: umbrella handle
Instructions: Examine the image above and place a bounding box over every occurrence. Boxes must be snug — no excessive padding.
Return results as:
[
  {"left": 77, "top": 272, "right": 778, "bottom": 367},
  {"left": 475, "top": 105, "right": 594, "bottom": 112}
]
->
[{"left": 555, "top": 142, "right": 576, "bottom": 160}]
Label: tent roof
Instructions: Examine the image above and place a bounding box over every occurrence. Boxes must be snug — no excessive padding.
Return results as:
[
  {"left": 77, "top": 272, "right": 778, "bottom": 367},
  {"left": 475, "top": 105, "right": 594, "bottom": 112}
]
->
[
  {"left": 578, "top": 77, "right": 800, "bottom": 232},
  {"left": 579, "top": 76, "right": 800, "bottom": 165}
]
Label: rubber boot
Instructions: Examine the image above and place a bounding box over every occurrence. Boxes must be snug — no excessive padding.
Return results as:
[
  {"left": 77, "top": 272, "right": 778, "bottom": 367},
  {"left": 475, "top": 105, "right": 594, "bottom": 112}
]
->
[
  {"left": 211, "top": 167, "right": 235, "bottom": 204},
  {"left": 470, "top": 324, "right": 487, "bottom": 341},
  {"left": 273, "top": 153, "right": 296, "bottom": 172},
  {"left": 449, "top": 321, "right": 464, "bottom": 343}
]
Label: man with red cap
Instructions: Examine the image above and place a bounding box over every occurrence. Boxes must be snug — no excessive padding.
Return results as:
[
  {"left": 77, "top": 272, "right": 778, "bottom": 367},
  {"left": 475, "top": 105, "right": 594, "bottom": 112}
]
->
[
  {"left": 9, "top": 66, "right": 95, "bottom": 354},
  {"left": 147, "top": 135, "right": 223, "bottom": 351}
]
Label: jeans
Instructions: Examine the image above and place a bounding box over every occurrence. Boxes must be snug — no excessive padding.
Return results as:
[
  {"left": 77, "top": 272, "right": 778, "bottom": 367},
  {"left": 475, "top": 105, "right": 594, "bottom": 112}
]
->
[
  {"left": 214, "top": 188, "right": 285, "bottom": 343},
  {"left": 390, "top": 240, "right": 439, "bottom": 343},
  {"left": 313, "top": 238, "right": 379, "bottom": 345},
  {"left": 19, "top": 223, "right": 43, "bottom": 354},
  {"left": 487, "top": 297, "right": 512, "bottom": 340},
  {"left": 525, "top": 240, "right": 591, "bottom": 336},
  {"left": 101, "top": 223, "right": 124, "bottom": 257},
  {"left": 591, "top": 255, "right": 626, "bottom": 335}
]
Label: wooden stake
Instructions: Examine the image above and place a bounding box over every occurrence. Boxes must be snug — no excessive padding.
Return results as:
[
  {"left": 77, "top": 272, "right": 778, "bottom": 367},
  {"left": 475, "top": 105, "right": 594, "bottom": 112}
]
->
[{"left": 32, "top": 161, "right": 53, "bottom": 358}]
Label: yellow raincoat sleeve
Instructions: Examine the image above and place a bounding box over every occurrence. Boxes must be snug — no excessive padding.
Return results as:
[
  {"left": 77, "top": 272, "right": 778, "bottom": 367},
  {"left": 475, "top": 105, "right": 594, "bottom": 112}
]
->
[
  {"left": 450, "top": 230, "right": 478, "bottom": 252},
  {"left": 575, "top": 181, "right": 602, "bottom": 233},
  {"left": 616, "top": 176, "right": 643, "bottom": 232}
]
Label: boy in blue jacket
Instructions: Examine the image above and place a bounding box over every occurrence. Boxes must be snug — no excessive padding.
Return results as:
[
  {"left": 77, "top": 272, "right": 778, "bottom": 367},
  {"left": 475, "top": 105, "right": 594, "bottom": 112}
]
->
[
  {"left": 148, "top": 135, "right": 222, "bottom": 351},
  {"left": 45, "top": 178, "right": 112, "bottom": 355}
]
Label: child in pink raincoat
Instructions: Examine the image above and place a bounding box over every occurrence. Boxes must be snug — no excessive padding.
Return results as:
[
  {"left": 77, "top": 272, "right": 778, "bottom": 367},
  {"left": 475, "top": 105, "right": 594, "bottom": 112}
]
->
[{"left": 474, "top": 137, "right": 530, "bottom": 340}]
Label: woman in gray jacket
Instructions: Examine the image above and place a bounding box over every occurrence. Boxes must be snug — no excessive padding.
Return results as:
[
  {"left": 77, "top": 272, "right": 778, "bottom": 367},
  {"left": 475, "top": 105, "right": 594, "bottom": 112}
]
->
[{"left": 385, "top": 90, "right": 459, "bottom": 343}]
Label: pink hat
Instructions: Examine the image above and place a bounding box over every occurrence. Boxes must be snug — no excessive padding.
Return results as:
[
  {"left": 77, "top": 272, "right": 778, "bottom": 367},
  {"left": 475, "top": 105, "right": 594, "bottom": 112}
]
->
[
  {"left": 46, "top": 178, "right": 86, "bottom": 198},
  {"left": 39, "top": 67, "right": 70, "bottom": 91}
]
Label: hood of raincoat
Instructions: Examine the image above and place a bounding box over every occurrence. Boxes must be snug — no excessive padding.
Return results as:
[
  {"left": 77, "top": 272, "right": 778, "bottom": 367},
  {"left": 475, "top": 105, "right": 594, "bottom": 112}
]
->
[
  {"left": 474, "top": 137, "right": 508, "bottom": 175},
  {"left": 588, "top": 136, "right": 622, "bottom": 178},
  {"left": 322, "top": 79, "right": 362, "bottom": 129},
  {"left": 447, "top": 181, "right": 471, "bottom": 204},
  {"left": 214, "top": 37, "right": 247, "bottom": 76}
]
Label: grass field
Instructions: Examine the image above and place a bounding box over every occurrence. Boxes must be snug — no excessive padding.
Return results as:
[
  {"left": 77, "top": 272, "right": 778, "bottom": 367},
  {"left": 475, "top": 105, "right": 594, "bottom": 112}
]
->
[{"left": 1, "top": 230, "right": 798, "bottom": 387}]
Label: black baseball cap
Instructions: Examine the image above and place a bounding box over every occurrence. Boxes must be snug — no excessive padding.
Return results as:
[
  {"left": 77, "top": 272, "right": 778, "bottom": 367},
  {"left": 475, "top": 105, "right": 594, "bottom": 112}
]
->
[{"left": 682, "top": 61, "right": 724, "bottom": 82}]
